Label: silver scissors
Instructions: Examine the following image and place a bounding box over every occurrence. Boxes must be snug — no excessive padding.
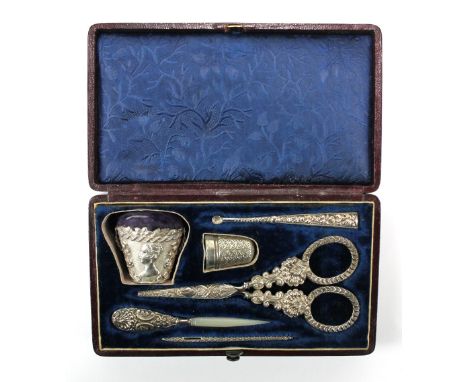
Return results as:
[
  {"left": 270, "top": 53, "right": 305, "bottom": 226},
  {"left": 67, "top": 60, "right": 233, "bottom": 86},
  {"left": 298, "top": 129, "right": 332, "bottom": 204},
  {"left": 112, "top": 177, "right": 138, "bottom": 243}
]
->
[{"left": 138, "top": 236, "right": 360, "bottom": 332}]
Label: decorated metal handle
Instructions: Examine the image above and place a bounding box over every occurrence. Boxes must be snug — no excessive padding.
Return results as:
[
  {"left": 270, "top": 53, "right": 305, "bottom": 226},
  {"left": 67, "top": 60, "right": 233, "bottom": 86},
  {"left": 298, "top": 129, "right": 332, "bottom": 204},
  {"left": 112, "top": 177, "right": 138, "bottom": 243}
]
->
[
  {"left": 241, "top": 236, "right": 361, "bottom": 331},
  {"left": 212, "top": 212, "right": 359, "bottom": 229},
  {"left": 244, "top": 286, "right": 360, "bottom": 332},
  {"left": 244, "top": 236, "right": 359, "bottom": 290},
  {"left": 112, "top": 308, "right": 186, "bottom": 331},
  {"left": 111, "top": 307, "right": 268, "bottom": 331}
]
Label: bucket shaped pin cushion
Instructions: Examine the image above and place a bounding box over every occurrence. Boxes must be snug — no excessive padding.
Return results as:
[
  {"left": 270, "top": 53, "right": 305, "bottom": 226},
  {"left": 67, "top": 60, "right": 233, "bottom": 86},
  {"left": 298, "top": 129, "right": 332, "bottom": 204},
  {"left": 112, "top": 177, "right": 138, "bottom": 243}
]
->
[{"left": 103, "top": 210, "right": 189, "bottom": 285}]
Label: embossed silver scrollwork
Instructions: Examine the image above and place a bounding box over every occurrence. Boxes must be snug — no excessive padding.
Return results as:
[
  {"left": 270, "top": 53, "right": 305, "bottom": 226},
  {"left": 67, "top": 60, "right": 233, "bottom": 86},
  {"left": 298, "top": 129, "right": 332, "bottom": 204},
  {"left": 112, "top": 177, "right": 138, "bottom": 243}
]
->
[
  {"left": 244, "top": 287, "right": 360, "bottom": 332},
  {"left": 111, "top": 308, "right": 182, "bottom": 331},
  {"left": 138, "top": 284, "right": 240, "bottom": 299}
]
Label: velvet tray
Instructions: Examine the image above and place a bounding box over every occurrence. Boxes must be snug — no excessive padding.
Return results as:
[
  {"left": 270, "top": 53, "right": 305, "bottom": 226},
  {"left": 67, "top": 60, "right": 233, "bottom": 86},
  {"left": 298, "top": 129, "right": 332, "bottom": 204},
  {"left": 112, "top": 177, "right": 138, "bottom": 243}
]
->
[{"left": 88, "top": 23, "right": 382, "bottom": 358}]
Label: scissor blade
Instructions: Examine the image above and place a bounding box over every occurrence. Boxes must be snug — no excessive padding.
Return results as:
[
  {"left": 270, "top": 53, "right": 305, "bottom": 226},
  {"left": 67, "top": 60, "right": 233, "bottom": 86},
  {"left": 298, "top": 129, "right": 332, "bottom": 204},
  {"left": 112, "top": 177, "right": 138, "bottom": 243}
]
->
[
  {"left": 138, "top": 284, "right": 239, "bottom": 299},
  {"left": 190, "top": 317, "right": 268, "bottom": 328}
]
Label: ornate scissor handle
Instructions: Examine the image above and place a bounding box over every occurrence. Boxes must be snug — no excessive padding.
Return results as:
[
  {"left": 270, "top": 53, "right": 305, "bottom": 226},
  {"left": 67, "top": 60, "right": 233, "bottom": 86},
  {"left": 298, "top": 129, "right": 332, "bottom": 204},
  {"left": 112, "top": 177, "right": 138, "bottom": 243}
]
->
[
  {"left": 244, "top": 286, "right": 360, "bottom": 332},
  {"left": 244, "top": 235, "right": 359, "bottom": 290},
  {"left": 242, "top": 235, "right": 360, "bottom": 331},
  {"left": 305, "top": 286, "right": 360, "bottom": 332},
  {"left": 302, "top": 235, "right": 359, "bottom": 285}
]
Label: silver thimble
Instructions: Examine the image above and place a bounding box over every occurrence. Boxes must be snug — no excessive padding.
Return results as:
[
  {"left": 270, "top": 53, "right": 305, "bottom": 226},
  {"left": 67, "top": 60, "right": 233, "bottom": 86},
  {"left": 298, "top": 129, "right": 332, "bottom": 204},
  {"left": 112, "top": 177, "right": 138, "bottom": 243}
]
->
[
  {"left": 203, "top": 233, "right": 259, "bottom": 272},
  {"left": 115, "top": 211, "right": 188, "bottom": 284}
]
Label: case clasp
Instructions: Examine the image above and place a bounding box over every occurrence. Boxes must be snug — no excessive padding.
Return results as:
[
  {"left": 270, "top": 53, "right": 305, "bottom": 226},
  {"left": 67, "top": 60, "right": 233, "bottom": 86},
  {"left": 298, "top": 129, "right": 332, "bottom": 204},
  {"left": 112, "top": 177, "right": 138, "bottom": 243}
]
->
[
  {"left": 223, "top": 24, "right": 251, "bottom": 33},
  {"left": 226, "top": 350, "right": 243, "bottom": 361}
]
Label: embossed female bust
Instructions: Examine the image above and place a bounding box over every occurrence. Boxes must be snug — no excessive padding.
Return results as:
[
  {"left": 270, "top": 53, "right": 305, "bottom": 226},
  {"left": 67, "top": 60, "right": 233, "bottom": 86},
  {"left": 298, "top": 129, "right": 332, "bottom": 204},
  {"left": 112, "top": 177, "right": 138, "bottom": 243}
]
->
[{"left": 137, "top": 243, "right": 163, "bottom": 280}]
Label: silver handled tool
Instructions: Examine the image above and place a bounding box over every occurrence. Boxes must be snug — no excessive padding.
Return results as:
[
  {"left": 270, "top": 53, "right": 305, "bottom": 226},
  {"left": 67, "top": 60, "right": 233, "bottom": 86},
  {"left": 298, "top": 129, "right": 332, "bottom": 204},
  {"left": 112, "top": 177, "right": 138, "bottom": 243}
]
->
[
  {"left": 212, "top": 212, "right": 358, "bottom": 229},
  {"left": 112, "top": 307, "right": 269, "bottom": 331}
]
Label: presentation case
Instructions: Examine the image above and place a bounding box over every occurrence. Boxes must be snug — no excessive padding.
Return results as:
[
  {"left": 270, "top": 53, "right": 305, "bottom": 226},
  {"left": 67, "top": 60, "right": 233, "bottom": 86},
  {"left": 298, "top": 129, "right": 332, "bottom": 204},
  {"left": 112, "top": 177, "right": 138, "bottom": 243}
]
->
[{"left": 88, "top": 23, "right": 382, "bottom": 358}]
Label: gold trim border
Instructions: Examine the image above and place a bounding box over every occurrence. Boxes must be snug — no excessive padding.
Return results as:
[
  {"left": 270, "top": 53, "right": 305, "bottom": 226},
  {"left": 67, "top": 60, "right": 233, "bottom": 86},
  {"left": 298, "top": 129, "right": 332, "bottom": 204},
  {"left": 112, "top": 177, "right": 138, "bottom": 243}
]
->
[{"left": 93, "top": 200, "right": 375, "bottom": 353}]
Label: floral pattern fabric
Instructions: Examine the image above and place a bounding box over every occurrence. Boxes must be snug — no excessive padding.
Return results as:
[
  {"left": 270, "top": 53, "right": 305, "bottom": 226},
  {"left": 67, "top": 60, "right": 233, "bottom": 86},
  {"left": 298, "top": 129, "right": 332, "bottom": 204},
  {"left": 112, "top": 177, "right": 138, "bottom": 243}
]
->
[{"left": 97, "top": 32, "right": 373, "bottom": 184}]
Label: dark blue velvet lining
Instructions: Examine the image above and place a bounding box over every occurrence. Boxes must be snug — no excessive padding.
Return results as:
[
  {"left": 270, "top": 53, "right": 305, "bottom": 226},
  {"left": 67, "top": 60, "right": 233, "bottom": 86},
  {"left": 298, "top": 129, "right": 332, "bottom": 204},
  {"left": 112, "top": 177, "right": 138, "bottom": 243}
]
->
[
  {"left": 96, "top": 32, "right": 374, "bottom": 184},
  {"left": 94, "top": 202, "right": 374, "bottom": 350}
]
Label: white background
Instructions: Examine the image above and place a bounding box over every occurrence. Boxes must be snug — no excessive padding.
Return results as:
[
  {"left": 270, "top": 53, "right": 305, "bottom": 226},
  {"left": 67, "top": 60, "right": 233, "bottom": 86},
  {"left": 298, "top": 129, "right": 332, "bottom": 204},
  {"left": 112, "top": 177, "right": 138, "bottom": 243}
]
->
[{"left": 1, "top": 0, "right": 466, "bottom": 381}]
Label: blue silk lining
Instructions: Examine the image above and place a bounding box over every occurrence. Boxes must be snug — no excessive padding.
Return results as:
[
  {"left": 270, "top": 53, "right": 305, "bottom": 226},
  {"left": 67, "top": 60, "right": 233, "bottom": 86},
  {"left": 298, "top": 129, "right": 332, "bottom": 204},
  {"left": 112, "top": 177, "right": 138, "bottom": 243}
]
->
[{"left": 96, "top": 31, "right": 374, "bottom": 185}]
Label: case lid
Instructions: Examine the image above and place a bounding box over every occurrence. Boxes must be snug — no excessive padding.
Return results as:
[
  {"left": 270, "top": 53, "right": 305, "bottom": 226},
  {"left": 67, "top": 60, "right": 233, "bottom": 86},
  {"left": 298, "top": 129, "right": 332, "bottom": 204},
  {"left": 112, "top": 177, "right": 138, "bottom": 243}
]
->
[{"left": 88, "top": 23, "right": 381, "bottom": 196}]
